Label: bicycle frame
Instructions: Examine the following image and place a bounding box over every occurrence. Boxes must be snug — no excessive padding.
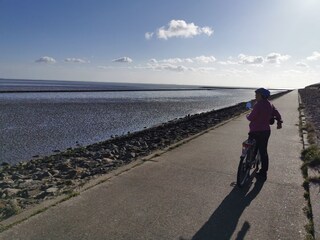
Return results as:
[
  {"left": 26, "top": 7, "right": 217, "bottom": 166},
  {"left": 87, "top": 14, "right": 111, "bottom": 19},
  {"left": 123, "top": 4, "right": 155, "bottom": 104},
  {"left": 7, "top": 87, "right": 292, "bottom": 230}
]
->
[
  {"left": 241, "top": 139, "right": 256, "bottom": 158},
  {"left": 237, "top": 138, "right": 260, "bottom": 187}
]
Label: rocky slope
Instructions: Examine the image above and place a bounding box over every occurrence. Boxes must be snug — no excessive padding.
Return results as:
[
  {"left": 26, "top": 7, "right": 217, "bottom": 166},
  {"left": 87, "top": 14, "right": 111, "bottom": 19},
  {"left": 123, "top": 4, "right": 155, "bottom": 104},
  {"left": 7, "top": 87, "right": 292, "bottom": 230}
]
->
[{"left": 299, "top": 85, "right": 320, "bottom": 142}]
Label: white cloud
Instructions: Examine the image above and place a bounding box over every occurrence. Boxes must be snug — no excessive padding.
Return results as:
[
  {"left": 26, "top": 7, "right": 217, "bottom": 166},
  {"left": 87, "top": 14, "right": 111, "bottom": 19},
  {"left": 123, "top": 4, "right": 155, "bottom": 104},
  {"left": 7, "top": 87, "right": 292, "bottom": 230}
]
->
[
  {"left": 149, "top": 20, "right": 213, "bottom": 40},
  {"left": 64, "top": 58, "right": 88, "bottom": 63},
  {"left": 149, "top": 58, "right": 158, "bottom": 64},
  {"left": 148, "top": 60, "right": 189, "bottom": 72},
  {"left": 201, "top": 27, "right": 214, "bottom": 36},
  {"left": 190, "top": 67, "right": 216, "bottom": 72},
  {"left": 148, "top": 60, "right": 217, "bottom": 73},
  {"left": 218, "top": 60, "right": 238, "bottom": 65},
  {"left": 193, "top": 55, "right": 216, "bottom": 63},
  {"left": 112, "top": 57, "right": 133, "bottom": 63},
  {"left": 161, "top": 58, "right": 186, "bottom": 64},
  {"left": 156, "top": 55, "right": 215, "bottom": 64},
  {"left": 296, "top": 62, "right": 309, "bottom": 67},
  {"left": 284, "top": 69, "right": 303, "bottom": 74},
  {"left": 145, "top": 32, "right": 154, "bottom": 40},
  {"left": 265, "top": 53, "right": 290, "bottom": 64},
  {"left": 184, "top": 58, "right": 194, "bottom": 63},
  {"left": 306, "top": 51, "right": 320, "bottom": 61},
  {"left": 35, "top": 56, "right": 56, "bottom": 64},
  {"left": 238, "top": 54, "right": 264, "bottom": 65},
  {"left": 97, "top": 66, "right": 112, "bottom": 69},
  {"left": 160, "top": 58, "right": 194, "bottom": 64},
  {"left": 155, "top": 63, "right": 189, "bottom": 72},
  {"left": 223, "top": 68, "right": 252, "bottom": 75}
]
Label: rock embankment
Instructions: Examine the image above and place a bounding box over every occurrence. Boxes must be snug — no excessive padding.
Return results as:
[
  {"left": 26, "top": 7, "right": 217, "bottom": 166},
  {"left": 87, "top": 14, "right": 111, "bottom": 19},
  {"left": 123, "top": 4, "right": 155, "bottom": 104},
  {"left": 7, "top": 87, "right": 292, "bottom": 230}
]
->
[{"left": 0, "top": 91, "right": 290, "bottom": 221}]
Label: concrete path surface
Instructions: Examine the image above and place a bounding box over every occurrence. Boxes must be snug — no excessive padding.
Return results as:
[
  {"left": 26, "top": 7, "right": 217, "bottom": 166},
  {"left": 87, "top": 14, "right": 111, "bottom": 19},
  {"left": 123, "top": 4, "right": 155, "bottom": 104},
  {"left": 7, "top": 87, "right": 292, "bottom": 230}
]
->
[{"left": 0, "top": 90, "right": 307, "bottom": 240}]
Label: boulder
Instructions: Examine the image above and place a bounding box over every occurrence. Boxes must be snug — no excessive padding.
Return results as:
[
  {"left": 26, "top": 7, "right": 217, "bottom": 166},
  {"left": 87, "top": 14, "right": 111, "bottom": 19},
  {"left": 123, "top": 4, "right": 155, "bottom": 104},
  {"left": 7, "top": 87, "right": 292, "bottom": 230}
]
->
[
  {"left": 0, "top": 180, "right": 14, "bottom": 188},
  {"left": 3, "top": 188, "right": 19, "bottom": 198},
  {"left": 34, "top": 191, "right": 47, "bottom": 199},
  {"left": 17, "top": 189, "right": 29, "bottom": 198},
  {"left": 46, "top": 187, "right": 58, "bottom": 195}
]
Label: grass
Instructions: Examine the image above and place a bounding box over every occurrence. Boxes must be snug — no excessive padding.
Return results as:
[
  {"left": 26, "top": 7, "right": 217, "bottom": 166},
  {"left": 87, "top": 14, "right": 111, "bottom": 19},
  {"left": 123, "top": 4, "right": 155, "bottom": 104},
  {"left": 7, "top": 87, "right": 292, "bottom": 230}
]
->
[
  {"left": 0, "top": 190, "right": 82, "bottom": 234},
  {"left": 301, "top": 148, "right": 316, "bottom": 240},
  {"left": 0, "top": 200, "right": 21, "bottom": 221},
  {"left": 299, "top": 102, "right": 318, "bottom": 240},
  {"left": 301, "top": 145, "right": 320, "bottom": 170}
]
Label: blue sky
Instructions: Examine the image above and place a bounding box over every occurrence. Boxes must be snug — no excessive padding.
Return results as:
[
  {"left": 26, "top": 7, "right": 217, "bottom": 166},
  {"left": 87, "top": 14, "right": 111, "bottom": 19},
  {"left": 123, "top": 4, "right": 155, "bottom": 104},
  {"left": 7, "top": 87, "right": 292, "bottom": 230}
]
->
[{"left": 1, "top": 0, "right": 320, "bottom": 88}]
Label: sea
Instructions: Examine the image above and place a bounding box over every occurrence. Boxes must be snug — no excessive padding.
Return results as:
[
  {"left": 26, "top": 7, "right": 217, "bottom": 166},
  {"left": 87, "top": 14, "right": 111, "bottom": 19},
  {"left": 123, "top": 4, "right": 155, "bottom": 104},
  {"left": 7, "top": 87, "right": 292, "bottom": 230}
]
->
[{"left": 0, "top": 79, "right": 284, "bottom": 164}]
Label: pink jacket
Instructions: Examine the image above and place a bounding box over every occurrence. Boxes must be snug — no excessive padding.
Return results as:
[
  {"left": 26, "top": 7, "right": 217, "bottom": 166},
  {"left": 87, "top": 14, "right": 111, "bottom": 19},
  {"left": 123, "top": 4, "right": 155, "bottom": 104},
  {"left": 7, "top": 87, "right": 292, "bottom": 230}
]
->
[{"left": 246, "top": 99, "right": 282, "bottom": 132}]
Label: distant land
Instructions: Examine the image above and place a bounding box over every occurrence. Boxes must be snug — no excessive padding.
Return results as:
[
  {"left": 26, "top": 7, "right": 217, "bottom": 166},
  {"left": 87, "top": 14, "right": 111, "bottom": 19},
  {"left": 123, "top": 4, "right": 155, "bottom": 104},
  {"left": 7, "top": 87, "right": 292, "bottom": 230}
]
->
[{"left": 0, "top": 78, "right": 289, "bottom": 93}]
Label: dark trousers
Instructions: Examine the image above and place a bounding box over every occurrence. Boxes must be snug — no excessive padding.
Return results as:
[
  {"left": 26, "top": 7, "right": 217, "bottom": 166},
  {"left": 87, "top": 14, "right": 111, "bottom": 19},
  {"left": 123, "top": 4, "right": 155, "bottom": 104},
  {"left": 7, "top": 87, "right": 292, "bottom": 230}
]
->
[{"left": 249, "top": 130, "right": 271, "bottom": 173}]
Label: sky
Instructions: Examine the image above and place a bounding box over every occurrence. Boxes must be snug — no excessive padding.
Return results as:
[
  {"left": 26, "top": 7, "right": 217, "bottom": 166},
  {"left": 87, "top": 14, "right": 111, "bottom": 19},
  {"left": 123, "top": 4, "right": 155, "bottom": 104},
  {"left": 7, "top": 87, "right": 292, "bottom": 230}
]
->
[{"left": 1, "top": 0, "right": 320, "bottom": 89}]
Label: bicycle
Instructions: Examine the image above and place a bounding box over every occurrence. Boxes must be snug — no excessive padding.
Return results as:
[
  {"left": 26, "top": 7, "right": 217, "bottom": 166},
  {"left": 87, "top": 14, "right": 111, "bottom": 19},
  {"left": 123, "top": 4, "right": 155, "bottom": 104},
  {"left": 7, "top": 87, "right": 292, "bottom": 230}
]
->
[{"left": 236, "top": 138, "right": 261, "bottom": 188}]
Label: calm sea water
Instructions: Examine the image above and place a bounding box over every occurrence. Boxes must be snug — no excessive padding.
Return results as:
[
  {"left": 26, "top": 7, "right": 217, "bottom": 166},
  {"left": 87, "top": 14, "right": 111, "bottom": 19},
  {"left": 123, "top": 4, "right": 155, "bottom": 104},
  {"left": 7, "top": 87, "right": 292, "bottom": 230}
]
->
[{"left": 0, "top": 79, "right": 283, "bottom": 164}]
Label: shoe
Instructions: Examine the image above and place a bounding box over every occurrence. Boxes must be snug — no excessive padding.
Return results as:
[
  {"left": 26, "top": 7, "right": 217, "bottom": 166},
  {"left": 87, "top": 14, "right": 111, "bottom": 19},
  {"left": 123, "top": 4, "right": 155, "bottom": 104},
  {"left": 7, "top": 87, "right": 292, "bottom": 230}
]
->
[{"left": 256, "top": 171, "right": 267, "bottom": 180}]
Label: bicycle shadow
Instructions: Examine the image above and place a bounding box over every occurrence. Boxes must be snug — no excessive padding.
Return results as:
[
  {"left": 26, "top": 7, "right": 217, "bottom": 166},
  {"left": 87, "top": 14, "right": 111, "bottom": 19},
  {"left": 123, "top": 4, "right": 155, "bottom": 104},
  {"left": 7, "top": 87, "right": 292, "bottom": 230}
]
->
[{"left": 191, "top": 178, "right": 266, "bottom": 240}]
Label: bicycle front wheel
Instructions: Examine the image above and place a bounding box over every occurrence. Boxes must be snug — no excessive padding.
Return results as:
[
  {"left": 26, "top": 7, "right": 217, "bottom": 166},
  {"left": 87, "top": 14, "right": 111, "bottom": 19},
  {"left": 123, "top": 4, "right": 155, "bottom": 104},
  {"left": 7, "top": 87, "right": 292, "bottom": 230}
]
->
[{"left": 237, "top": 152, "right": 251, "bottom": 187}]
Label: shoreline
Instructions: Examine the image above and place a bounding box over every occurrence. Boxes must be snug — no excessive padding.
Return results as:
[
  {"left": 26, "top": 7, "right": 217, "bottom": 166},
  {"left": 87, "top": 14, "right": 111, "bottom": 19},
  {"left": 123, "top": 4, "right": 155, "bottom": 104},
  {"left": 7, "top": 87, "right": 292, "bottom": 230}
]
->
[
  {"left": 0, "top": 90, "right": 290, "bottom": 221},
  {"left": 0, "top": 87, "right": 287, "bottom": 94},
  {"left": 0, "top": 78, "right": 290, "bottom": 93}
]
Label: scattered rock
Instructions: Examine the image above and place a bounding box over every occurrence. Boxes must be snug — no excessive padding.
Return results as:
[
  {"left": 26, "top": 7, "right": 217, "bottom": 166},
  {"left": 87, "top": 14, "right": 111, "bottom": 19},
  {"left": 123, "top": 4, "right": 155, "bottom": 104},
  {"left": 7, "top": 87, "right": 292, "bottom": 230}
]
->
[
  {"left": 17, "top": 189, "right": 29, "bottom": 198},
  {"left": 46, "top": 187, "right": 58, "bottom": 195},
  {"left": 34, "top": 191, "right": 47, "bottom": 199},
  {"left": 12, "top": 173, "right": 25, "bottom": 180},
  {"left": 3, "top": 188, "right": 19, "bottom": 198},
  {"left": 49, "top": 169, "right": 60, "bottom": 176},
  {"left": 0, "top": 180, "right": 14, "bottom": 188},
  {"left": 102, "top": 158, "right": 113, "bottom": 163},
  {"left": 299, "top": 88, "right": 320, "bottom": 141},
  {"left": 65, "top": 169, "right": 78, "bottom": 179}
]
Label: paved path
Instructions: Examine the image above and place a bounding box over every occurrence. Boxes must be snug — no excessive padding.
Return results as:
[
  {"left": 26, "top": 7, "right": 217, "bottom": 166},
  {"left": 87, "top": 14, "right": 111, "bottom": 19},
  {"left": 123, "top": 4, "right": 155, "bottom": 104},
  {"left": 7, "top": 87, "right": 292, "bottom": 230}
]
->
[{"left": 0, "top": 90, "right": 307, "bottom": 240}]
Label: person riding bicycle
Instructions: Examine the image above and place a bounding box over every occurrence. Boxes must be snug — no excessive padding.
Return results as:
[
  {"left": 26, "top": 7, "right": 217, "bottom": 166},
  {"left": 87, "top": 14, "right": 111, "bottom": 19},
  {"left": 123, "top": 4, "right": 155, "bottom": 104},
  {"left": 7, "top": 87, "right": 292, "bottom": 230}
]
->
[{"left": 246, "top": 88, "right": 283, "bottom": 180}]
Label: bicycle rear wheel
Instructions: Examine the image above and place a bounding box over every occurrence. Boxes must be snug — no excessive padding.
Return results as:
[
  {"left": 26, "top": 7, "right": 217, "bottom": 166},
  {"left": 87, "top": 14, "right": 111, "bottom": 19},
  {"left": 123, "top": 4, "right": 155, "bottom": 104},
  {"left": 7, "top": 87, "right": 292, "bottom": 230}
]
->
[{"left": 237, "top": 150, "right": 251, "bottom": 187}]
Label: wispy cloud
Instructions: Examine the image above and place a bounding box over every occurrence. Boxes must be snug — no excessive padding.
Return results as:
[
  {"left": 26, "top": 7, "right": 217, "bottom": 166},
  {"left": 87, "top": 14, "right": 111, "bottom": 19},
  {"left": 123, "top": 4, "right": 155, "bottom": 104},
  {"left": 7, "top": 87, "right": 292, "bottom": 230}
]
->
[
  {"left": 265, "top": 53, "right": 290, "bottom": 64},
  {"left": 306, "top": 51, "right": 320, "bottom": 61},
  {"left": 218, "top": 60, "right": 238, "bottom": 65},
  {"left": 160, "top": 58, "right": 193, "bottom": 64},
  {"left": 145, "top": 32, "right": 154, "bottom": 40},
  {"left": 296, "top": 62, "right": 309, "bottom": 68},
  {"left": 97, "top": 66, "right": 113, "bottom": 70},
  {"left": 149, "top": 59, "right": 158, "bottom": 64},
  {"left": 35, "top": 56, "right": 56, "bottom": 64},
  {"left": 238, "top": 54, "right": 264, "bottom": 65},
  {"left": 219, "top": 53, "right": 290, "bottom": 66},
  {"left": 284, "top": 69, "right": 303, "bottom": 74},
  {"left": 145, "top": 58, "right": 216, "bottom": 73},
  {"left": 146, "top": 20, "right": 213, "bottom": 40},
  {"left": 190, "top": 67, "right": 216, "bottom": 72},
  {"left": 64, "top": 58, "right": 89, "bottom": 63},
  {"left": 149, "top": 63, "right": 189, "bottom": 72},
  {"left": 112, "top": 57, "right": 133, "bottom": 63},
  {"left": 193, "top": 55, "right": 216, "bottom": 63},
  {"left": 154, "top": 55, "right": 216, "bottom": 64}
]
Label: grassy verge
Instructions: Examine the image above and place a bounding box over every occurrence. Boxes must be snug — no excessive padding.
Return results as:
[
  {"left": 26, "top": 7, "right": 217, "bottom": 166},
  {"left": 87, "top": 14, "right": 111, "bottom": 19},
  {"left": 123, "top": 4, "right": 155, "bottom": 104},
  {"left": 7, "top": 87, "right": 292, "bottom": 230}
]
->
[
  {"left": 299, "top": 102, "right": 320, "bottom": 240},
  {"left": 0, "top": 190, "right": 80, "bottom": 234}
]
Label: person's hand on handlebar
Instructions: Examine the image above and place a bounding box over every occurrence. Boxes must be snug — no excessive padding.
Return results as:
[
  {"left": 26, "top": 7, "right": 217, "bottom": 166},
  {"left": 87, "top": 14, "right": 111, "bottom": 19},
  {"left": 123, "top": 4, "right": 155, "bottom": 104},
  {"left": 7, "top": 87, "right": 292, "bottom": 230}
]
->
[{"left": 277, "top": 120, "right": 283, "bottom": 129}]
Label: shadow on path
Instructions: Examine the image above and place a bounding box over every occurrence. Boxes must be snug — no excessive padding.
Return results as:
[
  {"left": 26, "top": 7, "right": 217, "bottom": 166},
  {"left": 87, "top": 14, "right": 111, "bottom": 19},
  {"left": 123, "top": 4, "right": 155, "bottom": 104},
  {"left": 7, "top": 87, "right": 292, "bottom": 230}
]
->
[{"left": 191, "top": 179, "right": 265, "bottom": 240}]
